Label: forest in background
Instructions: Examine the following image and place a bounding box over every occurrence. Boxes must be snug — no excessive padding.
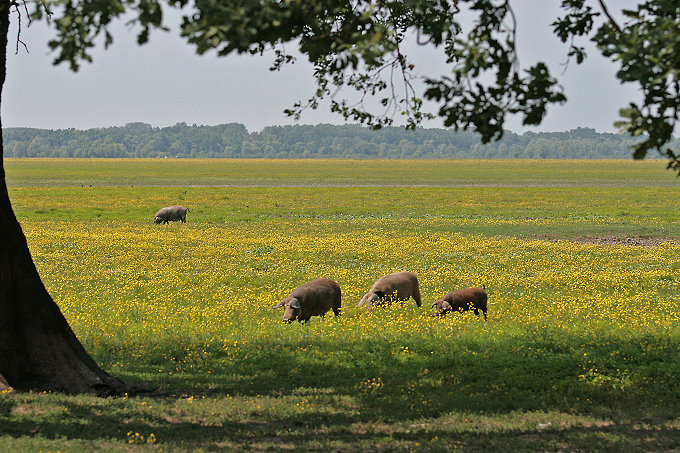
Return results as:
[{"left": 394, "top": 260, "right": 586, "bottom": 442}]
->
[{"left": 3, "top": 122, "right": 670, "bottom": 159}]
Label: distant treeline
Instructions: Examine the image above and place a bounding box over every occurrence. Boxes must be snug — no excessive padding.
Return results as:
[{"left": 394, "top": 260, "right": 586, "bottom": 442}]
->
[{"left": 2, "top": 122, "right": 668, "bottom": 159}]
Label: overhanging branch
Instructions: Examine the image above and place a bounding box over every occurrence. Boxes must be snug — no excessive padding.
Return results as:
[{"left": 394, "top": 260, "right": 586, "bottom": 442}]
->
[{"left": 597, "top": 0, "right": 622, "bottom": 33}]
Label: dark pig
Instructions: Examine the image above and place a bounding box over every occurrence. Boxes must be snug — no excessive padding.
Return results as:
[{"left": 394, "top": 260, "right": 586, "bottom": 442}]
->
[
  {"left": 272, "top": 278, "right": 342, "bottom": 323},
  {"left": 432, "top": 286, "right": 488, "bottom": 320}
]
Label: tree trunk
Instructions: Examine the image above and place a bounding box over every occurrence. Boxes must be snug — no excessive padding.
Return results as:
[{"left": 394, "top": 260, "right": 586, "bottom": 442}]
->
[{"left": 0, "top": 2, "right": 127, "bottom": 395}]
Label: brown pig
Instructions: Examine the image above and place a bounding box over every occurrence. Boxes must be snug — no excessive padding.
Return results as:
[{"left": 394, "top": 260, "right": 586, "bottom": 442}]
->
[
  {"left": 432, "top": 286, "right": 488, "bottom": 320},
  {"left": 358, "top": 271, "right": 422, "bottom": 308},
  {"left": 272, "top": 278, "right": 342, "bottom": 323}
]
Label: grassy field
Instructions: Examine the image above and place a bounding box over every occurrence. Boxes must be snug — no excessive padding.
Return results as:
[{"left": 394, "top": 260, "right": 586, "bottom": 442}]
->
[
  {"left": 2, "top": 159, "right": 680, "bottom": 452},
  {"left": 5, "top": 157, "right": 680, "bottom": 187}
]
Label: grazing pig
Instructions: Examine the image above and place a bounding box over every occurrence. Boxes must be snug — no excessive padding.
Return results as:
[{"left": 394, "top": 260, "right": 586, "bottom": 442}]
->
[
  {"left": 272, "top": 278, "right": 342, "bottom": 323},
  {"left": 432, "top": 286, "right": 488, "bottom": 320},
  {"left": 358, "top": 271, "right": 422, "bottom": 308},
  {"left": 154, "top": 205, "right": 188, "bottom": 224}
]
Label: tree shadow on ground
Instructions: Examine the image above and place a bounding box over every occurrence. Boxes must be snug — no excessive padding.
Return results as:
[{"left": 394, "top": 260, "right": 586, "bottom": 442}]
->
[
  {"left": 113, "top": 329, "right": 680, "bottom": 421},
  {"left": 2, "top": 397, "right": 680, "bottom": 452},
  {"left": 2, "top": 331, "right": 679, "bottom": 451}
]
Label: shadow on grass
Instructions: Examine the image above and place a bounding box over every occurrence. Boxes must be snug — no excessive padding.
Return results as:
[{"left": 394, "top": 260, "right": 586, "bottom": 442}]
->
[
  {"left": 113, "top": 328, "right": 680, "bottom": 421},
  {"left": 2, "top": 330, "right": 679, "bottom": 451},
  {"left": 2, "top": 397, "right": 680, "bottom": 452}
]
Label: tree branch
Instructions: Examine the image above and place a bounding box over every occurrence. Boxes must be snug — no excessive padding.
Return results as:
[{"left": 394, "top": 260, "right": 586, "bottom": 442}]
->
[
  {"left": 12, "top": 1, "right": 30, "bottom": 55},
  {"left": 597, "top": 0, "right": 622, "bottom": 33}
]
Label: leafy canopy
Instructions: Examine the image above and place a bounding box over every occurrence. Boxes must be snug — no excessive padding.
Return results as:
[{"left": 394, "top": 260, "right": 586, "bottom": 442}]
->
[{"left": 26, "top": 0, "right": 680, "bottom": 173}]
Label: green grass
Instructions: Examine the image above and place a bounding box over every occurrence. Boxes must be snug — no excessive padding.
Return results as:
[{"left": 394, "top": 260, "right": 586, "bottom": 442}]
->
[
  {"left": 1, "top": 159, "right": 680, "bottom": 452},
  {"left": 8, "top": 185, "right": 680, "bottom": 240},
  {"left": 5, "top": 157, "right": 680, "bottom": 187}
]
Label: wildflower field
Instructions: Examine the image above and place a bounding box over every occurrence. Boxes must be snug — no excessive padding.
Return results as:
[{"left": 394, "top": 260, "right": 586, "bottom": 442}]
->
[{"left": 2, "top": 159, "right": 680, "bottom": 452}]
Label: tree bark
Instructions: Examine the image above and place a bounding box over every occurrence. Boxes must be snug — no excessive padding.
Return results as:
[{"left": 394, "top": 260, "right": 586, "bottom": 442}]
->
[{"left": 0, "top": 2, "right": 127, "bottom": 395}]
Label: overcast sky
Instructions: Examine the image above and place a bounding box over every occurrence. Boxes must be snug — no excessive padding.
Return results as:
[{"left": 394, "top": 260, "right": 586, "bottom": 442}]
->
[{"left": 3, "top": 2, "right": 640, "bottom": 134}]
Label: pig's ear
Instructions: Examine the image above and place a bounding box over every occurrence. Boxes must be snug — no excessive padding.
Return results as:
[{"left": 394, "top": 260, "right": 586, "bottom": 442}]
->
[
  {"left": 272, "top": 298, "right": 287, "bottom": 309},
  {"left": 441, "top": 301, "right": 452, "bottom": 310},
  {"left": 289, "top": 298, "right": 301, "bottom": 309}
]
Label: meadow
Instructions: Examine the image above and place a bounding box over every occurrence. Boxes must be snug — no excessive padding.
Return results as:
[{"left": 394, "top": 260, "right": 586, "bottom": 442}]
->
[{"left": 2, "top": 158, "right": 680, "bottom": 452}]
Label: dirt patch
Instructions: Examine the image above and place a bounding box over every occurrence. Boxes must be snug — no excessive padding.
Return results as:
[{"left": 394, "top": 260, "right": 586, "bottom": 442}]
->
[
  {"left": 530, "top": 234, "right": 679, "bottom": 247},
  {"left": 10, "top": 406, "right": 47, "bottom": 416},
  {"left": 562, "top": 236, "right": 679, "bottom": 247}
]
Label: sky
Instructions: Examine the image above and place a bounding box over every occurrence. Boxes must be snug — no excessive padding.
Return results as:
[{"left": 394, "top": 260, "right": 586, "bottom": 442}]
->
[{"left": 3, "top": 2, "right": 641, "bottom": 134}]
